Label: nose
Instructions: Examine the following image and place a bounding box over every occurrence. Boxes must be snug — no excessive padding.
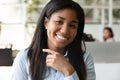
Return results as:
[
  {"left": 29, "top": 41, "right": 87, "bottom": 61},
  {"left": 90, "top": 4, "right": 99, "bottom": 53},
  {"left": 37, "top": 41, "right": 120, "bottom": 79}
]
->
[{"left": 60, "top": 24, "right": 69, "bottom": 35}]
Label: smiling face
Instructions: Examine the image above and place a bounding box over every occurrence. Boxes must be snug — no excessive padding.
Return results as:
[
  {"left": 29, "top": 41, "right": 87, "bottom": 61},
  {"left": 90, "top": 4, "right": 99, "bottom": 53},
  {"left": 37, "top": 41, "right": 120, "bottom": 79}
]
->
[{"left": 44, "top": 8, "right": 78, "bottom": 50}]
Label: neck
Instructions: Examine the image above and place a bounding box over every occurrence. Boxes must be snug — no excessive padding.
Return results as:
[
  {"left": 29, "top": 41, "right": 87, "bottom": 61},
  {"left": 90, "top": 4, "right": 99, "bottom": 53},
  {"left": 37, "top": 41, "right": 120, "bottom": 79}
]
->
[{"left": 48, "top": 45, "right": 65, "bottom": 55}]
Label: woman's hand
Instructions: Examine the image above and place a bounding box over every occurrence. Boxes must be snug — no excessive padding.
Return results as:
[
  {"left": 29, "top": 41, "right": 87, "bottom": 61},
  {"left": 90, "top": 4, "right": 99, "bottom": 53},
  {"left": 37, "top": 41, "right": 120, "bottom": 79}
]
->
[{"left": 43, "top": 49, "right": 75, "bottom": 76}]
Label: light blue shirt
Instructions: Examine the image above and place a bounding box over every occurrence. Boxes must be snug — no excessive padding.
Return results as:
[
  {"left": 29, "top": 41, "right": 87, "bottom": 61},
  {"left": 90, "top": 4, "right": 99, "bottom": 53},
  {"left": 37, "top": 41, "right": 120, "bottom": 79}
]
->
[{"left": 11, "top": 49, "right": 95, "bottom": 80}]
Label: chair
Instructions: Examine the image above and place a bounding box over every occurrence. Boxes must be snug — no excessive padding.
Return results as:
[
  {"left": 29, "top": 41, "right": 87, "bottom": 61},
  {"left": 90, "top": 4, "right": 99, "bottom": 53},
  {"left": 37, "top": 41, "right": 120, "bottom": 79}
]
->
[{"left": 0, "top": 48, "right": 13, "bottom": 66}]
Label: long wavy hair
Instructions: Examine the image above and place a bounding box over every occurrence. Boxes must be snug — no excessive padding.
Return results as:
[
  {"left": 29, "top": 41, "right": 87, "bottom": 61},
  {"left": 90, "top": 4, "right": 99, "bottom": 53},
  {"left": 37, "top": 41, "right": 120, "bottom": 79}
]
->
[{"left": 27, "top": 0, "right": 86, "bottom": 80}]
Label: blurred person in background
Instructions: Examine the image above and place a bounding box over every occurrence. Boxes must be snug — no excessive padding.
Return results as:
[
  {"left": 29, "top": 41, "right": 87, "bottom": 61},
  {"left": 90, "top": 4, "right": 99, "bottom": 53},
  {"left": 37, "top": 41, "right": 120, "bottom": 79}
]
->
[{"left": 103, "top": 27, "right": 115, "bottom": 42}]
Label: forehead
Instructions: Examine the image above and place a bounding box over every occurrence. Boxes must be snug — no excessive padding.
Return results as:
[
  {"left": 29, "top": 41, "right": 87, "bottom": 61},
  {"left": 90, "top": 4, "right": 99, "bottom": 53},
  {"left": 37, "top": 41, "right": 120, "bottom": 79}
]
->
[
  {"left": 104, "top": 29, "right": 109, "bottom": 32},
  {"left": 50, "top": 8, "right": 78, "bottom": 20},
  {"left": 104, "top": 29, "right": 110, "bottom": 34}
]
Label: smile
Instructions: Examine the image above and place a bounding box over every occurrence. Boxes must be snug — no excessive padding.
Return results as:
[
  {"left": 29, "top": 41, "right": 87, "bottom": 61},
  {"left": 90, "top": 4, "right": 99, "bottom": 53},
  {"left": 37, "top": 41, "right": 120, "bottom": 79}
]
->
[{"left": 56, "top": 34, "right": 68, "bottom": 41}]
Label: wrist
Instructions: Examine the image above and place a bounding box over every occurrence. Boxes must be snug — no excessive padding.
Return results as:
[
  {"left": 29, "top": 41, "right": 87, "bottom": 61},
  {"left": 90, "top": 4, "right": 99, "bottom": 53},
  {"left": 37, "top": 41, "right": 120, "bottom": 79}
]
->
[{"left": 63, "top": 66, "right": 75, "bottom": 76}]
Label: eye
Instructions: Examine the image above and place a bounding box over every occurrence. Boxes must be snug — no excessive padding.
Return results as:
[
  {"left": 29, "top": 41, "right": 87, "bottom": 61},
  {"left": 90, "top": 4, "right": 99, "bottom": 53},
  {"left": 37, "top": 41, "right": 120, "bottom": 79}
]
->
[
  {"left": 69, "top": 23, "right": 77, "bottom": 29},
  {"left": 56, "top": 20, "right": 63, "bottom": 25}
]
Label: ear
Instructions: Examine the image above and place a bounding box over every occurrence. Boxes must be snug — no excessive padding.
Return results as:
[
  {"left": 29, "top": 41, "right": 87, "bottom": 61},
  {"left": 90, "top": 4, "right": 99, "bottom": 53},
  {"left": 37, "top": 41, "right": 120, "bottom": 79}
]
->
[{"left": 44, "top": 17, "right": 49, "bottom": 30}]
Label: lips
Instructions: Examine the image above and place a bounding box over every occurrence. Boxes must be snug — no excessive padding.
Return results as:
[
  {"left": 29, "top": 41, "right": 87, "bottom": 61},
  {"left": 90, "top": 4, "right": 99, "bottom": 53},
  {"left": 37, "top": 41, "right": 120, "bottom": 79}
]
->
[{"left": 55, "top": 34, "right": 68, "bottom": 41}]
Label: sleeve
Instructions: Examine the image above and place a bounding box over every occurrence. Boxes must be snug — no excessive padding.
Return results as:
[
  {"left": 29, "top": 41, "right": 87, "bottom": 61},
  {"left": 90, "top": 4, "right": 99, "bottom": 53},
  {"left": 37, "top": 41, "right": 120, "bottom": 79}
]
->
[
  {"left": 64, "top": 52, "right": 96, "bottom": 80},
  {"left": 84, "top": 52, "right": 96, "bottom": 80},
  {"left": 11, "top": 49, "right": 29, "bottom": 80},
  {"left": 64, "top": 71, "right": 79, "bottom": 80}
]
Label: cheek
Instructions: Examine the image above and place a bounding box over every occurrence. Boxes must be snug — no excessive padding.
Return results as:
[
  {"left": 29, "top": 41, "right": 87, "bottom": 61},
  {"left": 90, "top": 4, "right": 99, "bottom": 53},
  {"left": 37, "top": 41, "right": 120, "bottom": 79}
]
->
[
  {"left": 103, "top": 32, "right": 107, "bottom": 36},
  {"left": 46, "top": 26, "right": 57, "bottom": 39},
  {"left": 47, "top": 29, "right": 54, "bottom": 38},
  {"left": 70, "top": 29, "right": 77, "bottom": 39},
  {"left": 105, "top": 33, "right": 109, "bottom": 37},
  {"left": 46, "top": 27, "right": 52, "bottom": 39}
]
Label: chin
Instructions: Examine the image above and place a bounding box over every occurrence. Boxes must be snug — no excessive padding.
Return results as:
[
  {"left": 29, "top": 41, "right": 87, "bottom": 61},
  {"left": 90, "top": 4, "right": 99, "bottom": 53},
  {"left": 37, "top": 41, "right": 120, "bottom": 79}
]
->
[{"left": 55, "top": 43, "right": 67, "bottom": 48}]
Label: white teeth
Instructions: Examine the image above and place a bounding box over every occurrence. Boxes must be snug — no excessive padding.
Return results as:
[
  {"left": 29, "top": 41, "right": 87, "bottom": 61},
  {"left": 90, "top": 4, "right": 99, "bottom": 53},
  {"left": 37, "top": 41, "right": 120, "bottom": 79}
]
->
[{"left": 56, "top": 35, "right": 67, "bottom": 40}]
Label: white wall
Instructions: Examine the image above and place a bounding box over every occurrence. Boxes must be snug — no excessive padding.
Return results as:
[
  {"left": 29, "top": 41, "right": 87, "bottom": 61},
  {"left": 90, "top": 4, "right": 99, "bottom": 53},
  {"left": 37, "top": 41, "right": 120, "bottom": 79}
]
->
[
  {"left": 95, "top": 63, "right": 120, "bottom": 80},
  {"left": 0, "top": 24, "right": 26, "bottom": 50}
]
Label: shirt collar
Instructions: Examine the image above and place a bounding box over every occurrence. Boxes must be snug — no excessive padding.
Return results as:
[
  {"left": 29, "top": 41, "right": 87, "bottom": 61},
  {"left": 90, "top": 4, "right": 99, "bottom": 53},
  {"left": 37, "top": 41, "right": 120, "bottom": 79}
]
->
[{"left": 64, "top": 50, "right": 68, "bottom": 57}]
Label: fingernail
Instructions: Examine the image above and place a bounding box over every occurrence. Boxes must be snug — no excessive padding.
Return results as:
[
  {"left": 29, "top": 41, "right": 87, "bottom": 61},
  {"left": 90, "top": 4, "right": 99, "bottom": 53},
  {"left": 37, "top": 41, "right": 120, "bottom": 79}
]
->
[{"left": 42, "top": 49, "right": 45, "bottom": 51}]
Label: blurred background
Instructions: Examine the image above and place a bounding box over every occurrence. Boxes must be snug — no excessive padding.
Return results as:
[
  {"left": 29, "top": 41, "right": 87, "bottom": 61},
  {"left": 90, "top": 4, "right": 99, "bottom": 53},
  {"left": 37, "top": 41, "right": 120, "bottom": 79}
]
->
[
  {"left": 0, "top": 0, "right": 120, "bottom": 80},
  {"left": 0, "top": 0, "right": 120, "bottom": 50}
]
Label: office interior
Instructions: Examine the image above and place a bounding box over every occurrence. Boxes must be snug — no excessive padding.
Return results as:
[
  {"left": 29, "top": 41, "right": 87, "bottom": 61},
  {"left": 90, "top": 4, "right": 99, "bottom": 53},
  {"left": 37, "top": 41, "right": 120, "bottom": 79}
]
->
[{"left": 0, "top": 0, "right": 120, "bottom": 80}]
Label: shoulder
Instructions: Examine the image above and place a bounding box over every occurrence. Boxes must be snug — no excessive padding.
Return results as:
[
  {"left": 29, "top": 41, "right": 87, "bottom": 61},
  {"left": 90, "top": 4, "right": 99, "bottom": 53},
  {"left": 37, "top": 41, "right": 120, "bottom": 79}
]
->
[
  {"left": 18, "top": 48, "right": 29, "bottom": 57},
  {"left": 12, "top": 48, "right": 30, "bottom": 80},
  {"left": 83, "top": 52, "right": 96, "bottom": 80},
  {"left": 83, "top": 52, "right": 93, "bottom": 61},
  {"left": 83, "top": 52, "right": 95, "bottom": 68},
  {"left": 15, "top": 48, "right": 29, "bottom": 59},
  {"left": 13, "top": 48, "right": 29, "bottom": 66},
  {"left": 106, "top": 38, "right": 115, "bottom": 42}
]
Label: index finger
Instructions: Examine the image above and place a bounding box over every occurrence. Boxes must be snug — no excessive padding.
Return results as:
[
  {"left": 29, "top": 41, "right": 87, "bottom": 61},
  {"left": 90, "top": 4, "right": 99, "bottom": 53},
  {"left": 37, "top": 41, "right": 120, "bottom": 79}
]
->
[{"left": 42, "top": 49, "right": 57, "bottom": 55}]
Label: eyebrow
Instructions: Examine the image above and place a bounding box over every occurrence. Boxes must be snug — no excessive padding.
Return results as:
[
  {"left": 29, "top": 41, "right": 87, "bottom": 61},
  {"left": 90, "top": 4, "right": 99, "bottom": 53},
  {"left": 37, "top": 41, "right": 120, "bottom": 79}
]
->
[{"left": 58, "top": 16, "right": 78, "bottom": 23}]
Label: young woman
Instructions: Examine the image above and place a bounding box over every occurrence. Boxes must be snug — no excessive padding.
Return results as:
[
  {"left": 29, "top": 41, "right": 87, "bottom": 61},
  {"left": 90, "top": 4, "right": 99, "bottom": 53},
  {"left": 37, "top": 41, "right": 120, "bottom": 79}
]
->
[
  {"left": 12, "top": 0, "right": 95, "bottom": 80},
  {"left": 103, "top": 27, "right": 115, "bottom": 42}
]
